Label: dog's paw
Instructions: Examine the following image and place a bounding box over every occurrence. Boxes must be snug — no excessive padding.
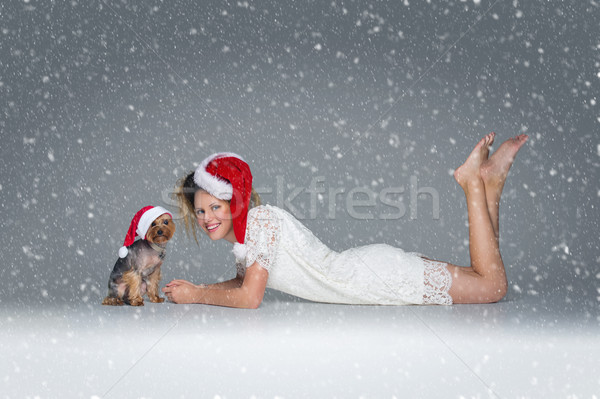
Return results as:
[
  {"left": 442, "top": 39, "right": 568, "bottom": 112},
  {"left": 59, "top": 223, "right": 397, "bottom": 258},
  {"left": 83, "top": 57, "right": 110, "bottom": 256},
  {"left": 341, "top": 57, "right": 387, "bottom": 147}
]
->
[
  {"left": 149, "top": 296, "right": 165, "bottom": 303},
  {"left": 129, "top": 298, "right": 144, "bottom": 306},
  {"left": 102, "top": 297, "right": 124, "bottom": 306}
]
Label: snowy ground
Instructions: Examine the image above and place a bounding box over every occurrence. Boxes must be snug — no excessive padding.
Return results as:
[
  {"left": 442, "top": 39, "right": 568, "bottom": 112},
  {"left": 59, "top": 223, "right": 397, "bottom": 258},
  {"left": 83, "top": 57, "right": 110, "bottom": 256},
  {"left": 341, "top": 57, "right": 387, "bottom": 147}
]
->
[
  {"left": 2, "top": 293, "right": 598, "bottom": 399},
  {"left": 2, "top": 2, "right": 599, "bottom": 398}
]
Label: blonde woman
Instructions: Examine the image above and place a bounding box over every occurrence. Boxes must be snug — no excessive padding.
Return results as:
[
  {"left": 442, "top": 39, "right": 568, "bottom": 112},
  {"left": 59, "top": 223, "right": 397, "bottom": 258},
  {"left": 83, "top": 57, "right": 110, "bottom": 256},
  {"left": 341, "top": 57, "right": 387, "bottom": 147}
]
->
[{"left": 163, "top": 133, "right": 528, "bottom": 308}]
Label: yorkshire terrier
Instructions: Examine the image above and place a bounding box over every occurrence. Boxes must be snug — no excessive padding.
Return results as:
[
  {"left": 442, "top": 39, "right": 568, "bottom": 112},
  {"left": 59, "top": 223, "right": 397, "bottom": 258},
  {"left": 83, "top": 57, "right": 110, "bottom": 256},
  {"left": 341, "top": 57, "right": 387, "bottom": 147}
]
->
[{"left": 102, "top": 212, "right": 175, "bottom": 306}]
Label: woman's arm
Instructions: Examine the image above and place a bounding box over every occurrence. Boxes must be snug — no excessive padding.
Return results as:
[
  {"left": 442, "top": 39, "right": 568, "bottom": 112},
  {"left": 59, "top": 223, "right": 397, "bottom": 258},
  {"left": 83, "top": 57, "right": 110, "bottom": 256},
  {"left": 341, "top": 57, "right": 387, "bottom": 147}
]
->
[
  {"left": 167, "top": 275, "right": 243, "bottom": 290},
  {"left": 205, "top": 277, "right": 243, "bottom": 289},
  {"left": 162, "top": 262, "right": 268, "bottom": 309}
]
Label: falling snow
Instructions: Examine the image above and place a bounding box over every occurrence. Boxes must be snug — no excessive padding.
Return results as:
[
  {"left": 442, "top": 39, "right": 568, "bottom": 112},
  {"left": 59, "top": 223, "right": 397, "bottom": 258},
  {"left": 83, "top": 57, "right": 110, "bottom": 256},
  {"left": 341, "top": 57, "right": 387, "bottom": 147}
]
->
[{"left": 0, "top": 0, "right": 598, "bottom": 397}]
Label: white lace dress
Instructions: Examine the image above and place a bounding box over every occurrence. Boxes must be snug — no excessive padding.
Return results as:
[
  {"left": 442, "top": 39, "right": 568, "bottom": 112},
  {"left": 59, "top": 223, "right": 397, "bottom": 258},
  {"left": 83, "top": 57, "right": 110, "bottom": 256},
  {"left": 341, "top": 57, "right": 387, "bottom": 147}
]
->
[{"left": 234, "top": 205, "right": 452, "bottom": 305}]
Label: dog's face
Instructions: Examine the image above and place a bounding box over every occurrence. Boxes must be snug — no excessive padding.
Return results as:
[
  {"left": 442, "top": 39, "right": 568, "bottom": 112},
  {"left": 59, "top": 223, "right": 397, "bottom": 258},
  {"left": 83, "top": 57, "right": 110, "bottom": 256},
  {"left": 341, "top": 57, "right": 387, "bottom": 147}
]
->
[{"left": 146, "top": 214, "right": 176, "bottom": 245}]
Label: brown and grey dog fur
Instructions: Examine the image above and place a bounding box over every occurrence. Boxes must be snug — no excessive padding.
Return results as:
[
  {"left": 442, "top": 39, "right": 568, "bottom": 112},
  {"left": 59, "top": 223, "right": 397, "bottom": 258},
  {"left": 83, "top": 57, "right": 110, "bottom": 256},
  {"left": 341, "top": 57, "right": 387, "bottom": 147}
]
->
[{"left": 102, "top": 213, "right": 175, "bottom": 306}]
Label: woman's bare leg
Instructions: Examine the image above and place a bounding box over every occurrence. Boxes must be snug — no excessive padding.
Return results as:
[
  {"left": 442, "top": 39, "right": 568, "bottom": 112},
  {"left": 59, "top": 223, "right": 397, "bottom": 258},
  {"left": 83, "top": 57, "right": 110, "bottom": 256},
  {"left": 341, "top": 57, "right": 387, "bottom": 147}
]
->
[
  {"left": 454, "top": 133, "right": 505, "bottom": 290},
  {"left": 481, "top": 134, "right": 530, "bottom": 239},
  {"left": 443, "top": 133, "right": 528, "bottom": 303}
]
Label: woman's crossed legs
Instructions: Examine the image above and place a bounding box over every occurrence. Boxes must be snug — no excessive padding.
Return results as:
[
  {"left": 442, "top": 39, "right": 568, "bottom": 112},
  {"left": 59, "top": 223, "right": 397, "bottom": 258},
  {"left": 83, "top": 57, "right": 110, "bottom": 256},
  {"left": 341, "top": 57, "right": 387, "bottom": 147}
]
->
[{"left": 433, "top": 133, "right": 528, "bottom": 304}]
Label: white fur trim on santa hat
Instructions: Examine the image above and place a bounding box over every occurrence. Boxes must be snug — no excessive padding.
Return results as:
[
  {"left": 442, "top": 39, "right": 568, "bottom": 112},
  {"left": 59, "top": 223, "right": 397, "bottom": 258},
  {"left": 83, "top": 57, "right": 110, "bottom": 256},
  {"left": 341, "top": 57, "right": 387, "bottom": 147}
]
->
[
  {"left": 137, "top": 206, "right": 171, "bottom": 239},
  {"left": 118, "top": 246, "right": 129, "bottom": 258},
  {"left": 232, "top": 242, "right": 247, "bottom": 262},
  {"left": 194, "top": 152, "right": 245, "bottom": 200}
]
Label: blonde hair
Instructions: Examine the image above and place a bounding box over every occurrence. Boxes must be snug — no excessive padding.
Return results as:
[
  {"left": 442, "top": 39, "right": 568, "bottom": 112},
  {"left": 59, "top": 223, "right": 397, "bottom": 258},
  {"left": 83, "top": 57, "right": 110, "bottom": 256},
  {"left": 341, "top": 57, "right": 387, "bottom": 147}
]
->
[{"left": 173, "top": 171, "right": 261, "bottom": 244}]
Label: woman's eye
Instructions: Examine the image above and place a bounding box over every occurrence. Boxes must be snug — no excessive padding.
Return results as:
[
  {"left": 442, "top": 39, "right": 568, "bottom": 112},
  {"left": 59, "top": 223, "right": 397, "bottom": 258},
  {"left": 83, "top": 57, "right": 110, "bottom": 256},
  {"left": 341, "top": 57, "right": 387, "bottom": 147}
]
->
[{"left": 212, "top": 206, "right": 220, "bottom": 211}]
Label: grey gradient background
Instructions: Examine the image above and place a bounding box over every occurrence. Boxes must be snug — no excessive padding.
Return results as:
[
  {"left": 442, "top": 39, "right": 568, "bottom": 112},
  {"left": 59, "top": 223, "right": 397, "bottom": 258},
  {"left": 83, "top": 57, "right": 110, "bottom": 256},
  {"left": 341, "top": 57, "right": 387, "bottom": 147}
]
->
[
  {"left": 1, "top": 0, "right": 598, "bottom": 309},
  {"left": 2, "top": 1, "right": 600, "bottom": 398}
]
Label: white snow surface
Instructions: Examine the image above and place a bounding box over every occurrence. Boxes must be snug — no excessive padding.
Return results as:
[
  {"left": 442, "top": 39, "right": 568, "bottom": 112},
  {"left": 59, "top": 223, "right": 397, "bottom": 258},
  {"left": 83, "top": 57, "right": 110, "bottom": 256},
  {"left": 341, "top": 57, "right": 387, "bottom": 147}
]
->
[{"left": 1, "top": 295, "right": 598, "bottom": 398}]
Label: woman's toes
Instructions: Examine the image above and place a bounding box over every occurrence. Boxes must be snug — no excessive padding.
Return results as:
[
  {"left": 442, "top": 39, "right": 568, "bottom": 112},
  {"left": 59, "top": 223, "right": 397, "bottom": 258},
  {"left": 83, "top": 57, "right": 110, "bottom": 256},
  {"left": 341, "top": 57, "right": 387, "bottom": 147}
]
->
[{"left": 515, "top": 134, "right": 528, "bottom": 147}]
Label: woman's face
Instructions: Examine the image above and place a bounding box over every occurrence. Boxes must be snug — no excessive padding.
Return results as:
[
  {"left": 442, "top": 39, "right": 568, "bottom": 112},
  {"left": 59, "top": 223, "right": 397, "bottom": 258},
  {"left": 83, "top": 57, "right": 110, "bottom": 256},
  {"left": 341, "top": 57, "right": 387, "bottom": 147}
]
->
[{"left": 194, "top": 190, "right": 235, "bottom": 242}]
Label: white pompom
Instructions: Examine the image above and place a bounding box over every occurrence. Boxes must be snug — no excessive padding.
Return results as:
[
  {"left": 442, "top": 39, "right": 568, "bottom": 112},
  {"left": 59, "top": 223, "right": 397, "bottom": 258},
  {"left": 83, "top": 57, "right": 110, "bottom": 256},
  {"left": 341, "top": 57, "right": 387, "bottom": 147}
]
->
[
  {"left": 232, "top": 243, "right": 247, "bottom": 262},
  {"left": 118, "top": 246, "right": 128, "bottom": 258}
]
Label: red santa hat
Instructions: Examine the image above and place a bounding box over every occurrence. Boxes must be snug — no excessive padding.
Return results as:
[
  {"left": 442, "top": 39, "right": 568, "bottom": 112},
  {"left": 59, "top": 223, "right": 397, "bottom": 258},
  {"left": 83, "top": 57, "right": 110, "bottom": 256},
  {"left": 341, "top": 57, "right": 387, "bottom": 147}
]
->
[
  {"left": 118, "top": 206, "right": 172, "bottom": 258},
  {"left": 193, "top": 152, "right": 252, "bottom": 253}
]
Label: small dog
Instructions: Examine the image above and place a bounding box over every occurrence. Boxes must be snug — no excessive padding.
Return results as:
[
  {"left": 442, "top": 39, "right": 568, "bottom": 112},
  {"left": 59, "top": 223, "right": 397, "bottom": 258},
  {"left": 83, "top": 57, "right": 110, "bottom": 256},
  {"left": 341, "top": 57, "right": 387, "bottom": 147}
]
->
[{"left": 102, "top": 210, "right": 175, "bottom": 306}]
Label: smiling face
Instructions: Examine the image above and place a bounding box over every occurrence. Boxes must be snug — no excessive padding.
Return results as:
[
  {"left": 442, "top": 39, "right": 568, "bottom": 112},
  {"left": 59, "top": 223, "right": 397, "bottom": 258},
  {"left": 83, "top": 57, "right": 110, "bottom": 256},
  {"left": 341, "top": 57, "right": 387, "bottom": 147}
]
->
[{"left": 194, "top": 190, "right": 236, "bottom": 243}]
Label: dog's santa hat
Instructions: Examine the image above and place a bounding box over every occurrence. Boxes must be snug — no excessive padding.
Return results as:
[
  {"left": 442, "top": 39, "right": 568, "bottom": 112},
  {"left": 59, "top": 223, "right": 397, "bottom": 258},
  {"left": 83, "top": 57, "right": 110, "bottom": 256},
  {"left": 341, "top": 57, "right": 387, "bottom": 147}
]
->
[
  {"left": 193, "top": 152, "right": 252, "bottom": 260},
  {"left": 118, "top": 206, "right": 172, "bottom": 258}
]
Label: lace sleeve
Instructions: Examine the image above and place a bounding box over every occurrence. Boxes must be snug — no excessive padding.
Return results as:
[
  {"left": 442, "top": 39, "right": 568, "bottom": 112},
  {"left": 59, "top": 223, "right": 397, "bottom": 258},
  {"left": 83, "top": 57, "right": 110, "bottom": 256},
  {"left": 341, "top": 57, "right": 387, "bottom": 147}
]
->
[{"left": 245, "top": 206, "right": 281, "bottom": 271}]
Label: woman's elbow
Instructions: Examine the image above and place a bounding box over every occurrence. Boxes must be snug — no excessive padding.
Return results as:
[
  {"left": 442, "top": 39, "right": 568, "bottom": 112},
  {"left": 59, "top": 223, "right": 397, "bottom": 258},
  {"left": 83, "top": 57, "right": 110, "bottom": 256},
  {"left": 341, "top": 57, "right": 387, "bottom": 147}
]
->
[
  {"left": 245, "top": 295, "right": 263, "bottom": 309},
  {"left": 240, "top": 289, "right": 264, "bottom": 309}
]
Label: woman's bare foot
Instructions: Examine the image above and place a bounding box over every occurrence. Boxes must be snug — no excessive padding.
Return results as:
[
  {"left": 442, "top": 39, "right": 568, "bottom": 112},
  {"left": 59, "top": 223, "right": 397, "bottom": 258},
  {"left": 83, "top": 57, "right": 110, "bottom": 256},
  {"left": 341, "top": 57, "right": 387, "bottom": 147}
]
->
[
  {"left": 453, "top": 132, "right": 495, "bottom": 192},
  {"left": 480, "top": 134, "right": 529, "bottom": 195}
]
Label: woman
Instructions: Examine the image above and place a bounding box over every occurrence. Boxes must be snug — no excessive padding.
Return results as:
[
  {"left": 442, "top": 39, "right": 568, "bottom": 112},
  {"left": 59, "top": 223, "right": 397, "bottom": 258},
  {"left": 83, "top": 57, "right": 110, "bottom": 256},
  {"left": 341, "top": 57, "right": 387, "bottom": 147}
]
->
[{"left": 162, "top": 133, "right": 528, "bottom": 308}]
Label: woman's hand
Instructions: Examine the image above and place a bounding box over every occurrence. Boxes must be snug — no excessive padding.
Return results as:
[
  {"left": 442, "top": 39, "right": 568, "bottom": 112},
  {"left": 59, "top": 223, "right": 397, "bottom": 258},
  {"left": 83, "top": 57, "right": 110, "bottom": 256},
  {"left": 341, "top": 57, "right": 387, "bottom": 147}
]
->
[
  {"left": 161, "top": 263, "right": 268, "bottom": 308},
  {"left": 162, "top": 280, "right": 202, "bottom": 304}
]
